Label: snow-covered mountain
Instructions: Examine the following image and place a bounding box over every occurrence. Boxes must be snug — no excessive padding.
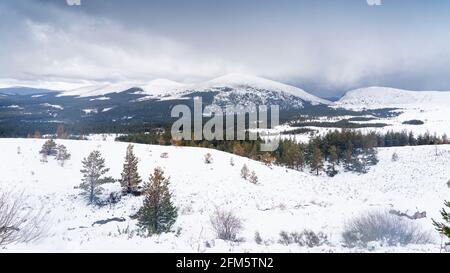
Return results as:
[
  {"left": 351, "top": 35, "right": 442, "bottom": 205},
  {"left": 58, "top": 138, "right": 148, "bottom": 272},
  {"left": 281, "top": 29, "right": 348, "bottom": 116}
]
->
[
  {"left": 182, "top": 74, "right": 331, "bottom": 108},
  {"left": 0, "top": 87, "right": 59, "bottom": 96},
  {"left": 59, "top": 82, "right": 140, "bottom": 98},
  {"left": 186, "top": 74, "right": 330, "bottom": 105},
  {"left": 58, "top": 74, "right": 330, "bottom": 108},
  {"left": 337, "top": 87, "right": 450, "bottom": 109}
]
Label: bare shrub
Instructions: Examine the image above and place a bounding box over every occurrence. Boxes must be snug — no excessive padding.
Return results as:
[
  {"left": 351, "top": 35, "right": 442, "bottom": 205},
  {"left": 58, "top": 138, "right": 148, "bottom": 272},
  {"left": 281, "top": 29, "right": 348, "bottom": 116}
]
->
[
  {"left": 342, "top": 211, "right": 434, "bottom": 248},
  {"left": 210, "top": 208, "right": 243, "bottom": 242},
  {"left": 254, "top": 231, "right": 263, "bottom": 245},
  {"left": 0, "top": 191, "right": 48, "bottom": 246},
  {"left": 447, "top": 179, "right": 450, "bottom": 188},
  {"left": 391, "top": 152, "right": 399, "bottom": 162},
  {"left": 204, "top": 153, "right": 213, "bottom": 164},
  {"left": 278, "top": 230, "right": 328, "bottom": 247}
]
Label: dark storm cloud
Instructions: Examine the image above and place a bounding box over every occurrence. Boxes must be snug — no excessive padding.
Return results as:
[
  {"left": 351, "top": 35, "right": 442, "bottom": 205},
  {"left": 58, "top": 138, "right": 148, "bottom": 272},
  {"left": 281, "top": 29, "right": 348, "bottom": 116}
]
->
[{"left": 1, "top": 0, "right": 450, "bottom": 95}]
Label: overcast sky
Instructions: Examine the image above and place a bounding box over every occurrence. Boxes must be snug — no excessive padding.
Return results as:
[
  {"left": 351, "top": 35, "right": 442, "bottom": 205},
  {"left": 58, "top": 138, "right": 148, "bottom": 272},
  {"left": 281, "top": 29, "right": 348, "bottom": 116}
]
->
[{"left": 1, "top": 0, "right": 450, "bottom": 96}]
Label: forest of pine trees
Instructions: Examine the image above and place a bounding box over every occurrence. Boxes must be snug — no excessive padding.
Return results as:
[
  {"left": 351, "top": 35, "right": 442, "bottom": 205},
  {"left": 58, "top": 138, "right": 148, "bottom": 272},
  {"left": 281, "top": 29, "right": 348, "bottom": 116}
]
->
[{"left": 118, "top": 129, "right": 448, "bottom": 176}]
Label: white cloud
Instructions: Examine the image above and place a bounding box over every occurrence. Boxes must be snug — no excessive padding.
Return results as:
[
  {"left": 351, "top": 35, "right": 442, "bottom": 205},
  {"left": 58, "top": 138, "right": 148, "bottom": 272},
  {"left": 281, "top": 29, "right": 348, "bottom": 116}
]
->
[{"left": 1, "top": 0, "right": 450, "bottom": 95}]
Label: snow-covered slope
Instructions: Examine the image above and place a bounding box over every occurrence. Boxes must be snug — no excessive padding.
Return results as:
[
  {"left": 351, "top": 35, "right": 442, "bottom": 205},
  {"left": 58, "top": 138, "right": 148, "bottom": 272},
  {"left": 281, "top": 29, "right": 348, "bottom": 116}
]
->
[
  {"left": 332, "top": 87, "right": 450, "bottom": 136},
  {"left": 59, "top": 82, "right": 140, "bottom": 98},
  {"left": 0, "top": 87, "right": 59, "bottom": 96},
  {"left": 1, "top": 138, "right": 449, "bottom": 252},
  {"left": 190, "top": 74, "right": 330, "bottom": 105},
  {"left": 337, "top": 87, "right": 450, "bottom": 109},
  {"left": 139, "top": 79, "right": 185, "bottom": 96},
  {"left": 57, "top": 74, "right": 330, "bottom": 107}
]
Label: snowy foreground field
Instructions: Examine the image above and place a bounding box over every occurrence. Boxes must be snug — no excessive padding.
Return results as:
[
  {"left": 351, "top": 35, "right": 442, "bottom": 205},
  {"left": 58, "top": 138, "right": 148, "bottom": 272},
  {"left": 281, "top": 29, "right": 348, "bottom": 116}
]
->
[{"left": 1, "top": 138, "right": 449, "bottom": 253}]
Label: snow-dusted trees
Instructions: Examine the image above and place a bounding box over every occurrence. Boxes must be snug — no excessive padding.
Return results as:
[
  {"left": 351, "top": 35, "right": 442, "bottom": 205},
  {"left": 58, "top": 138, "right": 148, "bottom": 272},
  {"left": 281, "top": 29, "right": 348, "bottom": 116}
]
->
[
  {"left": 120, "top": 144, "right": 142, "bottom": 194},
  {"left": 240, "top": 164, "right": 250, "bottom": 180},
  {"left": 56, "top": 144, "right": 71, "bottom": 166},
  {"left": 40, "top": 139, "right": 57, "bottom": 156},
  {"left": 136, "top": 168, "right": 178, "bottom": 235},
  {"left": 433, "top": 201, "right": 450, "bottom": 242},
  {"left": 0, "top": 191, "right": 47, "bottom": 246},
  {"left": 80, "top": 150, "right": 114, "bottom": 205},
  {"left": 249, "top": 171, "right": 259, "bottom": 184},
  {"left": 239, "top": 164, "right": 258, "bottom": 184},
  {"left": 39, "top": 140, "right": 71, "bottom": 166}
]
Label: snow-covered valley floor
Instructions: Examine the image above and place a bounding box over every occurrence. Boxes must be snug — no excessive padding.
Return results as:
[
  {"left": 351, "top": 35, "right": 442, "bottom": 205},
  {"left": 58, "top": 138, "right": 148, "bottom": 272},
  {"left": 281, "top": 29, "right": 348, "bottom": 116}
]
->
[{"left": 1, "top": 138, "right": 449, "bottom": 253}]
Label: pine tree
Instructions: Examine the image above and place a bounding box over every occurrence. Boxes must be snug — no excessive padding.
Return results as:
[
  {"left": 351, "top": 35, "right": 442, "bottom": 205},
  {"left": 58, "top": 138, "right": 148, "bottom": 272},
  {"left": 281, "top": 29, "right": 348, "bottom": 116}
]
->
[
  {"left": 230, "top": 157, "right": 235, "bottom": 166},
  {"left": 249, "top": 171, "right": 258, "bottom": 184},
  {"left": 39, "top": 139, "right": 57, "bottom": 156},
  {"left": 240, "top": 164, "right": 250, "bottom": 179},
  {"left": 311, "top": 146, "right": 323, "bottom": 175},
  {"left": 344, "top": 143, "right": 353, "bottom": 168},
  {"left": 56, "top": 144, "right": 71, "bottom": 166},
  {"left": 391, "top": 152, "right": 399, "bottom": 162},
  {"left": 33, "top": 130, "right": 42, "bottom": 139},
  {"left": 56, "top": 125, "right": 67, "bottom": 139},
  {"left": 158, "top": 135, "right": 166, "bottom": 145},
  {"left": 292, "top": 147, "right": 305, "bottom": 171},
  {"left": 432, "top": 201, "right": 450, "bottom": 242},
  {"left": 80, "top": 150, "right": 113, "bottom": 204},
  {"left": 136, "top": 168, "right": 178, "bottom": 235},
  {"left": 120, "top": 145, "right": 142, "bottom": 193},
  {"left": 328, "top": 145, "right": 338, "bottom": 172}
]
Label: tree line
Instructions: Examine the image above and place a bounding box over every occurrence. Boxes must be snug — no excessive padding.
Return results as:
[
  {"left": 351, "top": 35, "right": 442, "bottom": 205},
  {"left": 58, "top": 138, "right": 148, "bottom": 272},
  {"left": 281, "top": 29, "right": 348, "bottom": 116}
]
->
[{"left": 118, "top": 129, "right": 449, "bottom": 176}]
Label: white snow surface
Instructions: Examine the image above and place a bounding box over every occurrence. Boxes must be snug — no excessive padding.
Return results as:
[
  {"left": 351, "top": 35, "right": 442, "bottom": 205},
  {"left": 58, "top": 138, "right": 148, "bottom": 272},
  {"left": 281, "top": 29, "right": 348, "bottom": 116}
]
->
[
  {"left": 59, "top": 82, "right": 139, "bottom": 98},
  {"left": 337, "top": 87, "right": 450, "bottom": 109},
  {"left": 1, "top": 139, "right": 449, "bottom": 253},
  {"left": 40, "top": 103, "right": 64, "bottom": 110},
  {"left": 330, "top": 87, "right": 450, "bottom": 137}
]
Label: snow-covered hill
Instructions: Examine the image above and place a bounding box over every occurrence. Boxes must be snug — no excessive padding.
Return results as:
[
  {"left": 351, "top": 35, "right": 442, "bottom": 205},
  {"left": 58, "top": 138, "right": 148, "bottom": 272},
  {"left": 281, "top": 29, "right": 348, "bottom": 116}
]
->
[
  {"left": 0, "top": 87, "right": 59, "bottom": 96},
  {"left": 187, "top": 74, "right": 330, "bottom": 105},
  {"left": 337, "top": 87, "right": 450, "bottom": 109},
  {"left": 59, "top": 82, "right": 140, "bottom": 98},
  {"left": 331, "top": 87, "right": 450, "bottom": 137},
  {"left": 1, "top": 138, "right": 449, "bottom": 252},
  {"left": 57, "top": 74, "right": 330, "bottom": 108}
]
